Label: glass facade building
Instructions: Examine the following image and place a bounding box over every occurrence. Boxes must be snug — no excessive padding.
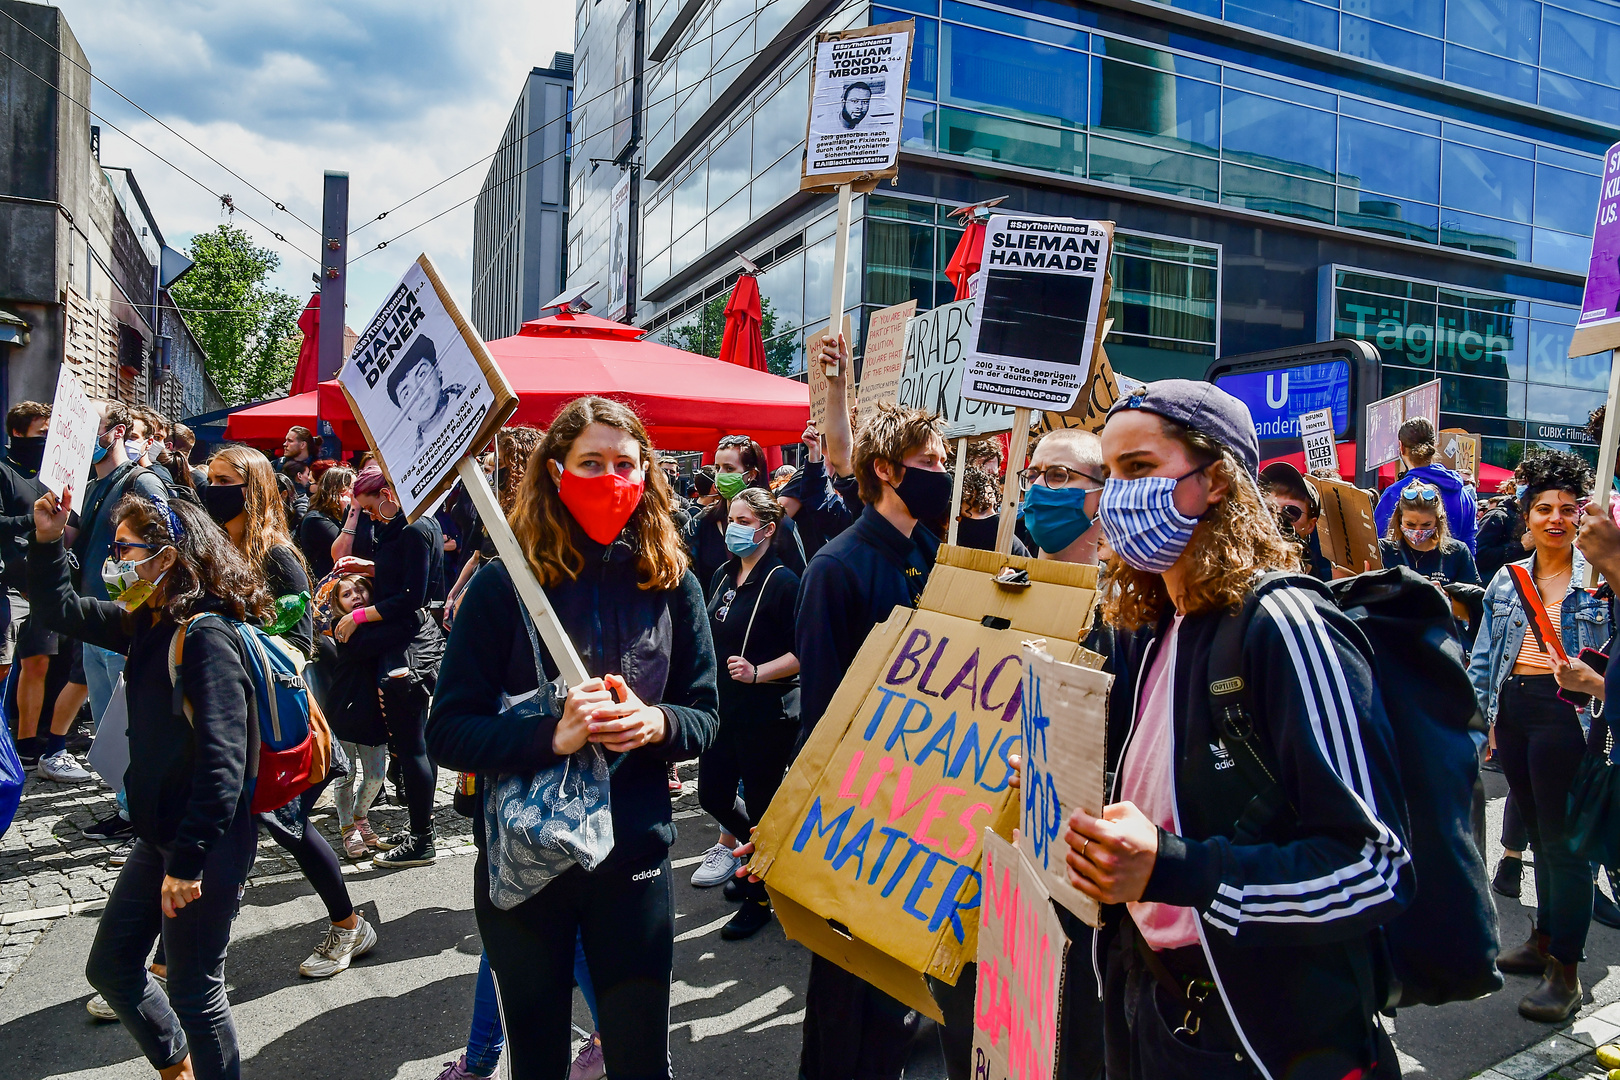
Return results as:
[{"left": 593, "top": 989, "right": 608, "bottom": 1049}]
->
[{"left": 571, "top": 0, "right": 1620, "bottom": 468}]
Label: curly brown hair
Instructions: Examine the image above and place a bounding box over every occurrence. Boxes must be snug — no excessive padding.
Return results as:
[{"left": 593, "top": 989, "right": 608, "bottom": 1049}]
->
[
  {"left": 496, "top": 426, "right": 545, "bottom": 514},
  {"left": 511, "top": 397, "right": 687, "bottom": 590},
  {"left": 111, "top": 496, "right": 273, "bottom": 623},
  {"left": 1100, "top": 420, "right": 1303, "bottom": 630},
  {"left": 309, "top": 464, "right": 355, "bottom": 521}
]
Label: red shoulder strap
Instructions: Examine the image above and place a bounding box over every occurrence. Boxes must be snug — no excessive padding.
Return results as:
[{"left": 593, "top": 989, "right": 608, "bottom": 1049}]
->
[{"left": 1507, "top": 563, "right": 1568, "bottom": 662}]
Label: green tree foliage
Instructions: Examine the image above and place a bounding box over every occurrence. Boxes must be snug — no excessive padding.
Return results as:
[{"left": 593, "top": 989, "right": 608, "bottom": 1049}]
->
[
  {"left": 167, "top": 224, "right": 304, "bottom": 405},
  {"left": 666, "top": 292, "right": 798, "bottom": 376}
]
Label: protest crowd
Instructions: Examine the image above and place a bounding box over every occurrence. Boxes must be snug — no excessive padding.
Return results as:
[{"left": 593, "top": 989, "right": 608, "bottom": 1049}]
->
[{"left": 12, "top": 312, "right": 1620, "bottom": 1080}]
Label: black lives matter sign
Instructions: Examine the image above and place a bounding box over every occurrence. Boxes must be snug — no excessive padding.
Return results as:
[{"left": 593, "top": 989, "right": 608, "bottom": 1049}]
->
[{"left": 962, "top": 216, "right": 1111, "bottom": 412}]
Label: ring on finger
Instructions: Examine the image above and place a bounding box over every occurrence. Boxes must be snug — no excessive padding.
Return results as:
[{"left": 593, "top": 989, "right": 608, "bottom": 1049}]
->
[{"left": 1078, "top": 836, "right": 1092, "bottom": 857}]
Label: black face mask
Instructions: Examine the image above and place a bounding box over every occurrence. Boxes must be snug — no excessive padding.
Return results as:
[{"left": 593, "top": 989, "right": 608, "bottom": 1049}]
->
[
  {"left": 893, "top": 466, "right": 953, "bottom": 532},
  {"left": 8, "top": 436, "right": 45, "bottom": 473},
  {"left": 200, "top": 482, "right": 247, "bottom": 526}
]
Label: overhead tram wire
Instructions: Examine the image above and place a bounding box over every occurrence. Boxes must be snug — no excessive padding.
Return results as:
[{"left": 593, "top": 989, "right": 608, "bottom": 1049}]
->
[
  {"left": 351, "top": 0, "right": 872, "bottom": 264},
  {"left": 0, "top": 6, "right": 321, "bottom": 239},
  {"left": 349, "top": 0, "right": 871, "bottom": 242},
  {"left": 0, "top": 45, "right": 320, "bottom": 267}
]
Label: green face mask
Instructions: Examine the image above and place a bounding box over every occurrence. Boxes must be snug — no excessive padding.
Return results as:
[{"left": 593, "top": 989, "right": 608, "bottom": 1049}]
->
[{"left": 714, "top": 471, "right": 749, "bottom": 500}]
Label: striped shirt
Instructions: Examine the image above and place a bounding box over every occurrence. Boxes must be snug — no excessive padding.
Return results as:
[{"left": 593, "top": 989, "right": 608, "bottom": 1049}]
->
[{"left": 1513, "top": 598, "right": 1562, "bottom": 672}]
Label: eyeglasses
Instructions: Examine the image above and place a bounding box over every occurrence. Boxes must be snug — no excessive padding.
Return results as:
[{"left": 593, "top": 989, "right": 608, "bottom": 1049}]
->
[
  {"left": 111, "top": 540, "right": 155, "bottom": 560},
  {"left": 1017, "top": 465, "right": 1104, "bottom": 492},
  {"left": 1400, "top": 486, "right": 1441, "bottom": 504},
  {"left": 1276, "top": 503, "right": 1304, "bottom": 523},
  {"left": 714, "top": 588, "right": 737, "bottom": 622}
]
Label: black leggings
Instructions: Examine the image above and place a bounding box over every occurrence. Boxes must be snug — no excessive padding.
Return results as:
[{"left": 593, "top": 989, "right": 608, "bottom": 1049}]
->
[
  {"left": 697, "top": 712, "right": 797, "bottom": 899},
  {"left": 1495, "top": 674, "right": 1592, "bottom": 965},
  {"left": 260, "top": 780, "right": 353, "bottom": 924},
  {"left": 381, "top": 677, "right": 435, "bottom": 836},
  {"left": 474, "top": 846, "right": 674, "bottom": 1080}
]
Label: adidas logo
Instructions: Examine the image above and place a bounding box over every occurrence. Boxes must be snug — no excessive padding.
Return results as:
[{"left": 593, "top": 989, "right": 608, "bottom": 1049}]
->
[
  {"left": 1210, "top": 741, "right": 1235, "bottom": 771},
  {"left": 632, "top": 867, "right": 663, "bottom": 882}
]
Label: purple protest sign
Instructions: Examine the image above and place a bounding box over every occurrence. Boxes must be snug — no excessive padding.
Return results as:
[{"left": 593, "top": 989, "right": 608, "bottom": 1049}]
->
[{"left": 1571, "top": 141, "right": 1620, "bottom": 358}]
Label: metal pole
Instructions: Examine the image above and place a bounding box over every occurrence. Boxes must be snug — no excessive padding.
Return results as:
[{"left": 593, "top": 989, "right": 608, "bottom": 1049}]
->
[{"left": 317, "top": 171, "right": 350, "bottom": 458}]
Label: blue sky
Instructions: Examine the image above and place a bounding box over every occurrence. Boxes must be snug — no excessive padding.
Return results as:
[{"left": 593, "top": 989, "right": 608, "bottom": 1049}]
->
[{"left": 47, "top": 0, "right": 574, "bottom": 329}]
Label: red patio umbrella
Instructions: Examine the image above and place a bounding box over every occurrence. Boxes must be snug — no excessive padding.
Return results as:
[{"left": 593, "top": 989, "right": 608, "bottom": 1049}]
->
[
  {"left": 290, "top": 293, "right": 321, "bottom": 396},
  {"left": 224, "top": 390, "right": 319, "bottom": 445},
  {"left": 316, "top": 311, "right": 808, "bottom": 451},
  {"left": 718, "top": 275, "right": 768, "bottom": 372},
  {"left": 945, "top": 220, "right": 987, "bottom": 301}
]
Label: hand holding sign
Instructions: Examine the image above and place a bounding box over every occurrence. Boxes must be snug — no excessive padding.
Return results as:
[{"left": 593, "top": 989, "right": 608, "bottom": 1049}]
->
[{"left": 1063, "top": 803, "right": 1159, "bottom": 905}]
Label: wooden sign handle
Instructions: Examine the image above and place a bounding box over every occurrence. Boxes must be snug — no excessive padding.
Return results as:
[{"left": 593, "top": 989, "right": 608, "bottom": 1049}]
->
[
  {"left": 947, "top": 436, "right": 966, "bottom": 546},
  {"left": 1589, "top": 347, "right": 1620, "bottom": 588},
  {"left": 995, "top": 408, "right": 1031, "bottom": 554},
  {"left": 825, "top": 184, "right": 853, "bottom": 377},
  {"left": 455, "top": 457, "right": 590, "bottom": 687}
]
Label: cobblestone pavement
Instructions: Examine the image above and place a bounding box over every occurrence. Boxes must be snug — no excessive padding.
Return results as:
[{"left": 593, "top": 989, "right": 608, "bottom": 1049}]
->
[{"left": 0, "top": 747, "right": 477, "bottom": 991}]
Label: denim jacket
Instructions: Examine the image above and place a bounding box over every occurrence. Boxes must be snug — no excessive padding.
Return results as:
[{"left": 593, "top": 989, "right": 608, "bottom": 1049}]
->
[{"left": 1467, "top": 548, "right": 1611, "bottom": 734}]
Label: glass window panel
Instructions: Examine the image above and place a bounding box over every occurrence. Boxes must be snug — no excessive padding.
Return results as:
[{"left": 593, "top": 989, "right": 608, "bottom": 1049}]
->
[
  {"left": 1441, "top": 373, "right": 1513, "bottom": 418},
  {"left": 938, "top": 225, "right": 964, "bottom": 305},
  {"left": 1107, "top": 254, "right": 1218, "bottom": 349},
  {"left": 804, "top": 233, "right": 836, "bottom": 335},
  {"left": 671, "top": 217, "right": 705, "bottom": 274},
  {"left": 1337, "top": 270, "right": 1438, "bottom": 302},
  {"left": 757, "top": 251, "right": 804, "bottom": 332},
  {"left": 1094, "top": 37, "right": 1221, "bottom": 82},
  {"left": 1364, "top": 0, "right": 1442, "bottom": 37},
  {"left": 1091, "top": 58, "right": 1220, "bottom": 156},
  {"left": 1114, "top": 233, "right": 1220, "bottom": 265},
  {"left": 673, "top": 167, "right": 705, "bottom": 240},
  {"left": 1223, "top": 0, "right": 1339, "bottom": 50},
  {"left": 1222, "top": 67, "right": 1336, "bottom": 112},
  {"left": 1087, "top": 134, "right": 1219, "bottom": 201},
  {"left": 676, "top": 19, "right": 711, "bottom": 88},
  {"left": 1444, "top": 43, "right": 1537, "bottom": 102},
  {"left": 1339, "top": 95, "right": 1441, "bottom": 135},
  {"left": 1446, "top": 0, "right": 1540, "bottom": 63},
  {"left": 709, "top": 188, "right": 749, "bottom": 248},
  {"left": 1537, "top": 144, "right": 1604, "bottom": 174},
  {"left": 1164, "top": 0, "right": 1220, "bottom": 13},
  {"left": 973, "top": 0, "right": 1098, "bottom": 28},
  {"left": 1338, "top": 117, "right": 1439, "bottom": 203},
  {"left": 936, "top": 106, "right": 1085, "bottom": 175},
  {"left": 941, "top": 24, "right": 1086, "bottom": 129},
  {"left": 643, "top": 192, "right": 672, "bottom": 257},
  {"left": 942, "top": 0, "right": 1089, "bottom": 48},
  {"left": 1442, "top": 121, "right": 1534, "bottom": 159},
  {"left": 1531, "top": 302, "right": 1579, "bottom": 325},
  {"left": 707, "top": 124, "right": 751, "bottom": 212},
  {"left": 902, "top": 99, "right": 937, "bottom": 149},
  {"left": 1534, "top": 228, "right": 1594, "bottom": 273},
  {"left": 1340, "top": 17, "right": 1443, "bottom": 78},
  {"left": 1442, "top": 142, "right": 1533, "bottom": 222},
  {"left": 675, "top": 74, "right": 712, "bottom": 135},
  {"left": 1567, "top": 346, "right": 1613, "bottom": 391},
  {"left": 1336, "top": 189, "right": 1439, "bottom": 244},
  {"left": 750, "top": 146, "right": 800, "bottom": 217},
  {"left": 880, "top": 11, "right": 938, "bottom": 95},
  {"left": 1336, "top": 291, "right": 1439, "bottom": 367},
  {"left": 1221, "top": 162, "right": 1335, "bottom": 223},
  {"left": 868, "top": 195, "right": 935, "bottom": 222},
  {"left": 642, "top": 246, "right": 670, "bottom": 292},
  {"left": 1528, "top": 383, "right": 1606, "bottom": 424},
  {"left": 866, "top": 219, "right": 937, "bottom": 309},
  {"left": 753, "top": 70, "right": 806, "bottom": 175},
  {"left": 1530, "top": 318, "right": 1576, "bottom": 385},
  {"left": 1221, "top": 90, "right": 1335, "bottom": 179},
  {"left": 1542, "top": 4, "right": 1620, "bottom": 88},
  {"left": 878, "top": 0, "right": 938, "bottom": 14},
  {"left": 1440, "top": 208, "right": 1532, "bottom": 259},
  {"left": 1432, "top": 303, "right": 1521, "bottom": 378},
  {"left": 1539, "top": 72, "right": 1620, "bottom": 127}
]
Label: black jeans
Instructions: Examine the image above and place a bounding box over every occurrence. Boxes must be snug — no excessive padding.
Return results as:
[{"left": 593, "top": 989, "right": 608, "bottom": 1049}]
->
[
  {"left": 697, "top": 712, "right": 797, "bottom": 900},
  {"left": 85, "top": 810, "right": 256, "bottom": 1080},
  {"left": 381, "top": 676, "right": 435, "bottom": 836},
  {"left": 800, "top": 953, "right": 917, "bottom": 1080},
  {"left": 474, "top": 846, "right": 674, "bottom": 1080},
  {"left": 1495, "top": 673, "right": 1592, "bottom": 965},
  {"left": 259, "top": 780, "right": 352, "bottom": 923}
]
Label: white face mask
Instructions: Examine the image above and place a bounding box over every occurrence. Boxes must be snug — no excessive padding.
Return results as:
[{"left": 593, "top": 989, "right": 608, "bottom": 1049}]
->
[
  {"left": 101, "top": 549, "right": 169, "bottom": 610},
  {"left": 125, "top": 439, "right": 146, "bottom": 461}
]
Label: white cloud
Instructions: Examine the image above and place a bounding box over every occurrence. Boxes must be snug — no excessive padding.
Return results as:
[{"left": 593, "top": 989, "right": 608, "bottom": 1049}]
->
[{"left": 47, "top": 0, "right": 574, "bottom": 330}]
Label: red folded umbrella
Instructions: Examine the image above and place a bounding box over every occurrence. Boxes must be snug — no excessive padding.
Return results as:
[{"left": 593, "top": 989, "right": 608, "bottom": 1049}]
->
[
  {"left": 945, "top": 221, "right": 987, "bottom": 301},
  {"left": 718, "top": 275, "right": 768, "bottom": 372},
  {"left": 290, "top": 293, "right": 321, "bottom": 396}
]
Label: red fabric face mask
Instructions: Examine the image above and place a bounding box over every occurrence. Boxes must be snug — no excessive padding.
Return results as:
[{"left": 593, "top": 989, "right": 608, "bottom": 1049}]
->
[{"left": 556, "top": 468, "right": 645, "bottom": 545}]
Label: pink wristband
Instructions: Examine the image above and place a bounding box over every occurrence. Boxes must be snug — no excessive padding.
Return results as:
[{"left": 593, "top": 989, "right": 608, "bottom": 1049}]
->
[{"left": 352, "top": 607, "right": 370, "bottom": 624}]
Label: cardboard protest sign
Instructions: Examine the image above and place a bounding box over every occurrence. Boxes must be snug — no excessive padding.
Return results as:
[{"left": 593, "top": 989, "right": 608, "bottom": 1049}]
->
[
  {"left": 1437, "top": 428, "right": 1478, "bottom": 485},
  {"left": 1019, "top": 647, "right": 1109, "bottom": 926},
  {"left": 806, "top": 315, "right": 852, "bottom": 433},
  {"left": 802, "top": 21, "right": 913, "bottom": 190},
  {"left": 39, "top": 363, "right": 97, "bottom": 499},
  {"left": 1299, "top": 407, "right": 1338, "bottom": 475},
  {"left": 1032, "top": 339, "right": 1142, "bottom": 439},
  {"left": 973, "top": 831, "right": 1069, "bottom": 1080},
  {"left": 1316, "top": 477, "right": 1382, "bottom": 574},
  {"left": 856, "top": 300, "right": 917, "bottom": 425},
  {"left": 339, "top": 254, "right": 518, "bottom": 520},
  {"left": 963, "top": 218, "right": 1113, "bottom": 412},
  {"left": 752, "top": 548, "right": 1101, "bottom": 1019},
  {"left": 900, "top": 300, "right": 1017, "bottom": 437},
  {"left": 1570, "top": 140, "right": 1620, "bottom": 357},
  {"left": 1362, "top": 379, "right": 1439, "bottom": 471}
]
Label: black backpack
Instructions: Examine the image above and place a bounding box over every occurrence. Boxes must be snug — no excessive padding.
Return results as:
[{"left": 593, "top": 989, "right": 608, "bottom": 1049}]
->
[{"left": 1207, "top": 568, "right": 1502, "bottom": 1010}]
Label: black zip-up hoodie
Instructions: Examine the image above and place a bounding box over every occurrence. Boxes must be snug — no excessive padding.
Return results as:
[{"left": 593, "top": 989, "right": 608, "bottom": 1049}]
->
[
  {"left": 426, "top": 523, "right": 720, "bottom": 871},
  {"left": 28, "top": 536, "right": 254, "bottom": 880},
  {"left": 1098, "top": 576, "right": 1413, "bottom": 1080}
]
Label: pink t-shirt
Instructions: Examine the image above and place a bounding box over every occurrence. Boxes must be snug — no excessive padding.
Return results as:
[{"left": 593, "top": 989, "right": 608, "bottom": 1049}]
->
[{"left": 1119, "top": 616, "right": 1201, "bottom": 951}]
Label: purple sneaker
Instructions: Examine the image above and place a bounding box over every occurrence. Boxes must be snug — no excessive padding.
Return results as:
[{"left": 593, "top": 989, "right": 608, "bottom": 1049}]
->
[
  {"left": 434, "top": 1054, "right": 491, "bottom": 1080},
  {"left": 569, "top": 1034, "right": 606, "bottom": 1080}
]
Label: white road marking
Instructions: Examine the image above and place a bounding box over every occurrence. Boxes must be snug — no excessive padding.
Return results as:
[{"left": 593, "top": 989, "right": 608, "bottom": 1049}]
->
[
  {"left": 674, "top": 913, "right": 734, "bottom": 942},
  {"left": 747, "top": 1008, "right": 806, "bottom": 1033},
  {"left": 670, "top": 986, "right": 795, "bottom": 1042},
  {"left": 670, "top": 978, "right": 738, "bottom": 1007}
]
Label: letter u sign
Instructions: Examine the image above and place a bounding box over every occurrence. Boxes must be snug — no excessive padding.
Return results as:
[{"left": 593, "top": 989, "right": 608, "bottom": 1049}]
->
[{"left": 1266, "top": 373, "right": 1289, "bottom": 410}]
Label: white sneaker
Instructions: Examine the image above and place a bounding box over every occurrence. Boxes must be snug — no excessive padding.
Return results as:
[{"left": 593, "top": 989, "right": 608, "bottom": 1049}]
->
[
  {"left": 38, "top": 749, "right": 91, "bottom": 782},
  {"left": 86, "top": 993, "right": 117, "bottom": 1020},
  {"left": 298, "top": 914, "right": 377, "bottom": 978},
  {"left": 690, "top": 843, "right": 740, "bottom": 888}
]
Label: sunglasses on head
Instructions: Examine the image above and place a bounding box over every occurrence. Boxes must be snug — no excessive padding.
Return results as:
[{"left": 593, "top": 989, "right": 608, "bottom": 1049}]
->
[{"left": 1400, "top": 486, "right": 1440, "bottom": 504}]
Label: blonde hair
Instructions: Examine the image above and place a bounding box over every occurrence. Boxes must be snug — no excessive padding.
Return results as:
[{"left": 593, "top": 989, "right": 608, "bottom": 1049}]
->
[
  {"left": 1100, "top": 421, "right": 1303, "bottom": 630},
  {"left": 207, "top": 444, "right": 304, "bottom": 579}
]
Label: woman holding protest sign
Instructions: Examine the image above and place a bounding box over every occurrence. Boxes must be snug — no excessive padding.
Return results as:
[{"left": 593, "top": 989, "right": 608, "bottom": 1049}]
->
[
  {"left": 1469, "top": 450, "right": 1611, "bottom": 1022},
  {"left": 427, "top": 395, "right": 719, "bottom": 1080},
  {"left": 692, "top": 488, "right": 800, "bottom": 936},
  {"left": 30, "top": 487, "right": 263, "bottom": 1080}
]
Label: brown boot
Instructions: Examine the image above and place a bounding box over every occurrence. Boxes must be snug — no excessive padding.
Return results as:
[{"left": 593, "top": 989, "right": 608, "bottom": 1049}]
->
[
  {"left": 1519, "top": 959, "right": 1582, "bottom": 1022},
  {"left": 1498, "top": 928, "right": 1552, "bottom": 975}
]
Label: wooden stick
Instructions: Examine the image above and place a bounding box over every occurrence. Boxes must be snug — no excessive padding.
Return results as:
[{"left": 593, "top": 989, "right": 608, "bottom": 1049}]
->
[
  {"left": 1589, "top": 347, "right": 1620, "bottom": 587},
  {"left": 947, "top": 436, "right": 966, "bottom": 546},
  {"left": 825, "top": 184, "right": 853, "bottom": 377},
  {"left": 455, "top": 456, "right": 589, "bottom": 686},
  {"left": 995, "top": 408, "right": 1031, "bottom": 554}
]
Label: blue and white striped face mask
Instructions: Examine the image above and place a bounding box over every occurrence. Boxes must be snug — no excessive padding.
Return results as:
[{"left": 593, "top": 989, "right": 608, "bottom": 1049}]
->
[{"left": 1098, "top": 463, "right": 1210, "bottom": 574}]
